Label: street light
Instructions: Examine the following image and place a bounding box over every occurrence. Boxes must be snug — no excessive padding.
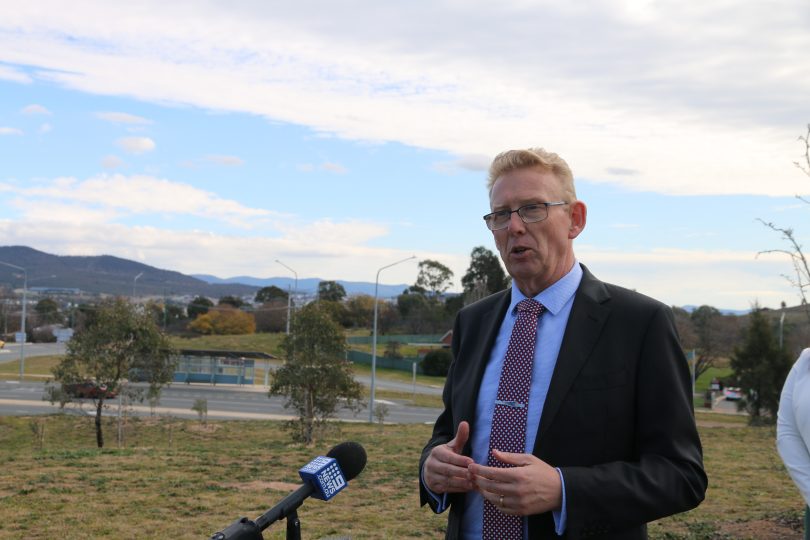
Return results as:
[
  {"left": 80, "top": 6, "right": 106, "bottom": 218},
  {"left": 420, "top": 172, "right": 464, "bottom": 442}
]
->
[
  {"left": 133, "top": 271, "right": 144, "bottom": 298},
  {"left": 275, "top": 260, "right": 298, "bottom": 334},
  {"left": 369, "top": 255, "right": 416, "bottom": 422},
  {"left": 0, "top": 261, "right": 27, "bottom": 381}
]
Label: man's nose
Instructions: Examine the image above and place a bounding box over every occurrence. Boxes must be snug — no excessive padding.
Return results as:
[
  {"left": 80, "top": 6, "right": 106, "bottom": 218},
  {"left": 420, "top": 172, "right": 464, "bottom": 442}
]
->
[{"left": 507, "top": 210, "right": 526, "bottom": 233}]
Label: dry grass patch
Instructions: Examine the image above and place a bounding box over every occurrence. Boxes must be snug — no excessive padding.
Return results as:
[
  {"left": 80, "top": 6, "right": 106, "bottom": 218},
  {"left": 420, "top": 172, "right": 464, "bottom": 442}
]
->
[{"left": 0, "top": 413, "right": 805, "bottom": 539}]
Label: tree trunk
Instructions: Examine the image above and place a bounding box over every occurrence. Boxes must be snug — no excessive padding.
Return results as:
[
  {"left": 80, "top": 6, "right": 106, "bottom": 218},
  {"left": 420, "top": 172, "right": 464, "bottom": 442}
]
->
[
  {"left": 95, "top": 398, "right": 104, "bottom": 448},
  {"left": 304, "top": 389, "right": 314, "bottom": 444}
]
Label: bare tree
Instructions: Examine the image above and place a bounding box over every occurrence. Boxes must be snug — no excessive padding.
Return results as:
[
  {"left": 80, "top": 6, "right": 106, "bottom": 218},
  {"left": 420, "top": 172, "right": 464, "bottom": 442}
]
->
[{"left": 758, "top": 124, "right": 810, "bottom": 322}]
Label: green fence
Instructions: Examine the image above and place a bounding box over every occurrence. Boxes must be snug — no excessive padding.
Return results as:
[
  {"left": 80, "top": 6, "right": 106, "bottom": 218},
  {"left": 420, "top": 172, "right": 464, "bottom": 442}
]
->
[
  {"left": 346, "top": 334, "right": 443, "bottom": 345},
  {"left": 347, "top": 350, "right": 424, "bottom": 374}
]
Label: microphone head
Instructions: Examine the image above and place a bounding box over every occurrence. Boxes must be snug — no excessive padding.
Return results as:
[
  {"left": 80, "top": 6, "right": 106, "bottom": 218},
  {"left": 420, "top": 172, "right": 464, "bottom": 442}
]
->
[{"left": 327, "top": 441, "right": 367, "bottom": 481}]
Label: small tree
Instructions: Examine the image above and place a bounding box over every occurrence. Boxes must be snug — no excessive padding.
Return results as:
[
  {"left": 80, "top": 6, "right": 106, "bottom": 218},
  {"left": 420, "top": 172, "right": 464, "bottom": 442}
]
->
[
  {"left": 415, "top": 259, "right": 454, "bottom": 299},
  {"left": 385, "top": 340, "right": 403, "bottom": 359},
  {"left": 317, "top": 280, "right": 347, "bottom": 302},
  {"left": 730, "top": 306, "right": 793, "bottom": 424},
  {"left": 218, "top": 295, "right": 245, "bottom": 309},
  {"left": 461, "top": 246, "right": 508, "bottom": 303},
  {"left": 188, "top": 307, "right": 256, "bottom": 335},
  {"left": 690, "top": 305, "right": 725, "bottom": 380},
  {"left": 255, "top": 285, "right": 288, "bottom": 304},
  {"left": 269, "top": 303, "right": 363, "bottom": 443},
  {"left": 35, "top": 298, "right": 63, "bottom": 325},
  {"left": 421, "top": 348, "right": 453, "bottom": 377},
  {"left": 758, "top": 124, "right": 810, "bottom": 322},
  {"left": 51, "top": 298, "right": 175, "bottom": 447},
  {"left": 254, "top": 299, "right": 289, "bottom": 333},
  {"left": 187, "top": 296, "right": 214, "bottom": 319},
  {"left": 191, "top": 398, "right": 208, "bottom": 425}
]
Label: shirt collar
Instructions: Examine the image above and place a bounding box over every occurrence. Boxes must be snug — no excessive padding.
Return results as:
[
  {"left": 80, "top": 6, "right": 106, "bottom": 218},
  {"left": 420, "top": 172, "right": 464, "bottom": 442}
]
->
[{"left": 509, "top": 262, "right": 583, "bottom": 316}]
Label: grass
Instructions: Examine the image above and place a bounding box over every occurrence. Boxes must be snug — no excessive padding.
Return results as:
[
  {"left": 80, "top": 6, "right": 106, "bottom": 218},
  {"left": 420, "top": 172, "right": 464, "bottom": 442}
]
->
[
  {"left": 0, "top": 413, "right": 804, "bottom": 539},
  {"left": 169, "top": 333, "right": 286, "bottom": 356},
  {"left": 0, "top": 355, "right": 63, "bottom": 380}
]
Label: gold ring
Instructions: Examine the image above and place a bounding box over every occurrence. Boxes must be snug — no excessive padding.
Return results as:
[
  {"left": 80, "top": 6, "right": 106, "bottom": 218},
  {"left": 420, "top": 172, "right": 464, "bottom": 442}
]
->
[{"left": 499, "top": 494, "right": 504, "bottom": 507}]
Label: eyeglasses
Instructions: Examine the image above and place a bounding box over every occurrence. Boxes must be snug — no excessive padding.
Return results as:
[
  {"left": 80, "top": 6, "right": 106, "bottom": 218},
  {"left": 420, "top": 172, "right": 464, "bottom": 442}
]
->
[{"left": 482, "top": 201, "right": 569, "bottom": 231}]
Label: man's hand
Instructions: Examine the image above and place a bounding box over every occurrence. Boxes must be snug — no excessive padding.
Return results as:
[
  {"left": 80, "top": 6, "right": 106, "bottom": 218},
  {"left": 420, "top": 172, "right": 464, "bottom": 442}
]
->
[
  {"left": 468, "top": 449, "right": 562, "bottom": 516},
  {"left": 423, "top": 421, "right": 475, "bottom": 494}
]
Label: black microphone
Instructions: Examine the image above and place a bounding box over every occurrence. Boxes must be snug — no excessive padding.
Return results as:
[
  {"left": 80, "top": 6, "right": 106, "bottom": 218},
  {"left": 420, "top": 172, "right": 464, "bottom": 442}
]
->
[{"left": 210, "top": 442, "right": 367, "bottom": 540}]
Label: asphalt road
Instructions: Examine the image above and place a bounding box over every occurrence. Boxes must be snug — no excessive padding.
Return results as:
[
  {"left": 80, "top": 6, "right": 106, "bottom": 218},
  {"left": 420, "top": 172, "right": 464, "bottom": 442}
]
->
[{"left": 0, "top": 379, "right": 442, "bottom": 424}]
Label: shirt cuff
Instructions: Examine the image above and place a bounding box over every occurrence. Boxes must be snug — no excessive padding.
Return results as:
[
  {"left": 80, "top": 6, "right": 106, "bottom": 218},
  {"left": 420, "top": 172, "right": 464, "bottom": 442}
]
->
[
  {"left": 552, "top": 467, "right": 567, "bottom": 535},
  {"left": 421, "top": 465, "right": 449, "bottom": 513}
]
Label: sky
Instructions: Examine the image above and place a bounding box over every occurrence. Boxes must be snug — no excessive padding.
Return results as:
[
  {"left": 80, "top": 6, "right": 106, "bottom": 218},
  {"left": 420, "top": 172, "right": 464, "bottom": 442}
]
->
[{"left": 1, "top": 0, "right": 809, "bottom": 310}]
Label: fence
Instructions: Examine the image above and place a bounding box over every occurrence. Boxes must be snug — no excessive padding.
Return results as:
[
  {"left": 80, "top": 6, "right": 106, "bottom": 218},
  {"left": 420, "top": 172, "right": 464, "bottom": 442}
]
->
[
  {"left": 346, "top": 334, "right": 443, "bottom": 345},
  {"left": 346, "top": 350, "right": 424, "bottom": 374}
]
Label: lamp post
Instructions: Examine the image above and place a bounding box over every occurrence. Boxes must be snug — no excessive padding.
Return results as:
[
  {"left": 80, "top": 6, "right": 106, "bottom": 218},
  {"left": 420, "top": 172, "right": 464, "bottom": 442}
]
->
[
  {"left": 369, "top": 255, "right": 416, "bottom": 422},
  {"left": 0, "top": 261, "right": 27, "bottom": 381},
  {"left": 275, "top": 260, "right": 298, "bottom": 334},
  {"left": 133, "top": 272, "right": 143, "bottom": 298}
]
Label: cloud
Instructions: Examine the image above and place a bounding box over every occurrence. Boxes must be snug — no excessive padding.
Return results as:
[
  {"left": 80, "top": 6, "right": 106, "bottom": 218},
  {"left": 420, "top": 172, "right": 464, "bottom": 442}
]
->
[
  {"left": 101, "top": 155, "right": 124, "bottom": 169},
  {"left": 456, "top": 155, "right": 491, "bottom": 172},
  {"left": 0, "top": 2, "right": 806, "bottom": 196},
  {"left": 296, "top": 162, "right": 348, "bottom": 174},
  {"left": 433, "top": 154, "right": 491, "bottom": 175},
  {"left": 96, "top": 111, "right": 152, "bottom": 125},
  {"left": 39, "top": 123, "right": 52, "bottom": 133},
  {"left": 0, "top": 127, "right": 23, "bottom": 135},
  {"left": 321, "top": 162, "right": 347, "bottom": 174},
  {"left": 576, "top": 245, "right": 798, "bottom": 309},
  {"left": 605, "top": 167, "right": 639, "bottom": 176},
  {"left": 21, "top": 104, "right": 51, "bottom": 115},
  {"left": 0, "top": 64, "right": 31, "bottom": 83},
  {"left": 116, "top": 136, "right": 155, "bottom": 154},
  {"left": 205, "top": 154, "right": 244, "bottom": 166},
  {"left": 0, "top": 217, "right": 433, "bottom": 287},
  {"left": 6, "top": 173, "right": 272, "bottom": 227}
]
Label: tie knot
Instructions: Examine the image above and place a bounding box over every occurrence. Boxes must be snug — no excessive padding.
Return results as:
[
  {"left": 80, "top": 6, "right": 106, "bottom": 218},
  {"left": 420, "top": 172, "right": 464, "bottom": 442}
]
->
[{"left": 516, "top": 298, "right": 543, "bottom": 316}]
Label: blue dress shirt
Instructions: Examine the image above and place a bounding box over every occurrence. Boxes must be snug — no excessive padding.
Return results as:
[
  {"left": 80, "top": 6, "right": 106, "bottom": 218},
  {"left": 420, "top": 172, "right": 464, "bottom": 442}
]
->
[{"left": 461, "top": 262, "right": 582, "bottom": 538}]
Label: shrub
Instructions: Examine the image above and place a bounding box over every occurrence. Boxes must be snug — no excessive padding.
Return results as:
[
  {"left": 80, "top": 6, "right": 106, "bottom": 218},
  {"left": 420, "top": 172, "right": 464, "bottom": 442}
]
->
[{"left": 421, "top": 348, "right": 453, "bottom": 377}]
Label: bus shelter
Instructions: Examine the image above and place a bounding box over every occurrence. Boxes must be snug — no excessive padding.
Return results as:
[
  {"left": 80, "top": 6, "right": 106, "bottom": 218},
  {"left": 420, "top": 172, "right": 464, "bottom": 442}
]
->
[{"left": 174, "top": 349, "right": 275, "bottom": 385}]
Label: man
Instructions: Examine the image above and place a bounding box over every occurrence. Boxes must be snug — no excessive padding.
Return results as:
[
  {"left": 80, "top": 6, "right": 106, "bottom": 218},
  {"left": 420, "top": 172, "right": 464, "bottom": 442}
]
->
[{"left": 420, "top": 148, "right": 707, "bottom": 539}]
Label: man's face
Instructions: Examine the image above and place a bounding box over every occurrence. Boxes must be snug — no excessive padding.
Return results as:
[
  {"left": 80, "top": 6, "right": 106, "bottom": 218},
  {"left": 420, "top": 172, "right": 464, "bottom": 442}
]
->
[{"left": 489, "top": 166, "right": 585, "bottom": 297}]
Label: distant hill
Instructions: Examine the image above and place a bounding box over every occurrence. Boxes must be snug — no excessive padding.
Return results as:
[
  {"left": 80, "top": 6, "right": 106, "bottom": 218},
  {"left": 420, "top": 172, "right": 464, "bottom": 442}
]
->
[
  {"left": 192, "top": 274, "right": 411, "bottom": 298},
  {"left": 0, "top": 246, "right": 257, "bottom": 298},
  {"left": 0, "top": 246, "right": 411, "bottom": 300}
]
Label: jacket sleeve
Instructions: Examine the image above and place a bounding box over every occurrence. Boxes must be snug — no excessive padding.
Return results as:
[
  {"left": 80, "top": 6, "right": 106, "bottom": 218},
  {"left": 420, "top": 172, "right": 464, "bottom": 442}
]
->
[
  {"left": 419, "top": 313, "right": 464, "bottom": 511},
  {"left": 777, "top": 349, "right": 810, "bottom": 506},
  {"left": 560, "top": 304, "right": 708, "bottom": 536}
]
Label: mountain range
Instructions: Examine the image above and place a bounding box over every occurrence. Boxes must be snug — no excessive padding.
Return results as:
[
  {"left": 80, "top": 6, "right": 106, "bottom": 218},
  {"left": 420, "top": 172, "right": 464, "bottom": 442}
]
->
[{"left": 0, "top": 246, "right": 411, "bottom": 299}]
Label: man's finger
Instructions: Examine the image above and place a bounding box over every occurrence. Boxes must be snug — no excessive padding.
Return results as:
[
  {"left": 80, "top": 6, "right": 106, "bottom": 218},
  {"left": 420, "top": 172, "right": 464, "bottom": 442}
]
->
[
  {"left": 448, "top": 420, "right": 470, "bottom": 453},
  {"left": 490, "top": 449, "right": 532, "bottom": 466}
]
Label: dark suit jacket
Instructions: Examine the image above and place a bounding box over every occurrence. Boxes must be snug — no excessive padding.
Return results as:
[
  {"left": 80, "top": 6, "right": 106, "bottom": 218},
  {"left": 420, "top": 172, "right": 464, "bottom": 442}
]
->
[{"left": 420, "top": 265, "right": 707, "bottom": 539}]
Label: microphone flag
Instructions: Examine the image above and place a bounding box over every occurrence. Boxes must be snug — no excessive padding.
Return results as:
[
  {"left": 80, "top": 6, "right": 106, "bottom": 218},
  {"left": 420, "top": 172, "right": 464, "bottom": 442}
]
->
[{"left": 298, "top": 456, "right": 347, "bottom": 501}]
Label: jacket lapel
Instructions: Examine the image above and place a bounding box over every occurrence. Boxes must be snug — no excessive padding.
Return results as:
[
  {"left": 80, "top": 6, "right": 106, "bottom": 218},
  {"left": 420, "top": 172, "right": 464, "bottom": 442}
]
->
[
  {"left": 455, "top": 290, "right": 511, "bottom": 426},
  {"left": 536, "top": 266, "right": 611, "bottom": 444}
]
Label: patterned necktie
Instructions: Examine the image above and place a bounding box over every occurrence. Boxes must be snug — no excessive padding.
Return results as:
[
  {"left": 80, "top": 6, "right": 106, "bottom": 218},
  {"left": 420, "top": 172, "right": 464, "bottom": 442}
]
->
[{"left": 483, "top": 298, "right": 544, "bottom": 540}]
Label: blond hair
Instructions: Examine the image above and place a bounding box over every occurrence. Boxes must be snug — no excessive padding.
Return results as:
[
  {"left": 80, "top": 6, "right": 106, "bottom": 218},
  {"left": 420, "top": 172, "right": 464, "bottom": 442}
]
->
[{"left": 487, "top": 148, "right": 576, "bottom": 200}]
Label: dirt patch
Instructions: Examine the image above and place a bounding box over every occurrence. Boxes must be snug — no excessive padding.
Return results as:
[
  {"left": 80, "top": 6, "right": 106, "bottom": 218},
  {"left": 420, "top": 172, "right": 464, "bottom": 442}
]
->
[
  {"left": 718, "top": 517, "right": 803, "bottom": 539},
  {"left": 224, "top": 480, "right": 299, "bottom": 492},
  {"left": 186, "top": 422, "right": 221, "bottom": 434},
  {"left": 696, "top": 420, "right": 740, "bottom": 428}
]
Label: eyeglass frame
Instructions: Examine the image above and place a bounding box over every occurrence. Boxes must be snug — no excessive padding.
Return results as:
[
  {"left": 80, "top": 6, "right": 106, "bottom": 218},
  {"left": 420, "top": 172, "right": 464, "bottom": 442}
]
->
[{"left": 482, "top": 201, "right": 569, "bottom": 231}]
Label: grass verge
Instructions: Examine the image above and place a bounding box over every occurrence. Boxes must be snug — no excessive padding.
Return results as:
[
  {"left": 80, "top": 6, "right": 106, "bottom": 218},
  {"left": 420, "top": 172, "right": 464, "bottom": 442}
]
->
[{"left": 0, "top": 413, "right": 804, "bottom": 539}]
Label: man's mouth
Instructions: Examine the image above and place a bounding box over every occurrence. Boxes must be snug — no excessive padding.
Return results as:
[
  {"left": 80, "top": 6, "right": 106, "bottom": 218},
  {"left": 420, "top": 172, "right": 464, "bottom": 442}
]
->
[{"left": 511, "top": 246, "right": 529, "bottom": 255}]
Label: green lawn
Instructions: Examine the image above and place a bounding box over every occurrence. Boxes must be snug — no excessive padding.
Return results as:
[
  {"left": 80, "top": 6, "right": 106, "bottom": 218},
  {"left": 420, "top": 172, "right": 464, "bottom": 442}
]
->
[{"left": 0, "top": 414, "right": 804, "bottom": 539}]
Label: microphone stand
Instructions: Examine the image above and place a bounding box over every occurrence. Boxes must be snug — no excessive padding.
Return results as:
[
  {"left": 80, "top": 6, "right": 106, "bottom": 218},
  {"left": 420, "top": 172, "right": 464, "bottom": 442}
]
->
[{"left": 210, "top": 486, "right": 308, "bottom": 540}]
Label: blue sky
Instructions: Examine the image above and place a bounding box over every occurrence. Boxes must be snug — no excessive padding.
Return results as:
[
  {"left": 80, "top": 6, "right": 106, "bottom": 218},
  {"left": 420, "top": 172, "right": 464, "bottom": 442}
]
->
[{"left": 1, "top": 1, "right": 809, "bottom": 310}]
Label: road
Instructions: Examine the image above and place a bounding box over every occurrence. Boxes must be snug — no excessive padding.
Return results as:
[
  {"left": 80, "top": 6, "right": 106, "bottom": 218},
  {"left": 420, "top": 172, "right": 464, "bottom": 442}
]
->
[
  {"left": 0, "top": 342, "right": 67, "bottom": 361},
  {"left": 0, "top": 380, "right": 442, "bottom": 424}
]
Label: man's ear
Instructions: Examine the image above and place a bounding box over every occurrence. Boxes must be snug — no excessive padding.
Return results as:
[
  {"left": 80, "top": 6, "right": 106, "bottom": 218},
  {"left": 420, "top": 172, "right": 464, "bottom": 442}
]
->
[{"left": 568, "top": 200, "right": 587, "bottom": 239}]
